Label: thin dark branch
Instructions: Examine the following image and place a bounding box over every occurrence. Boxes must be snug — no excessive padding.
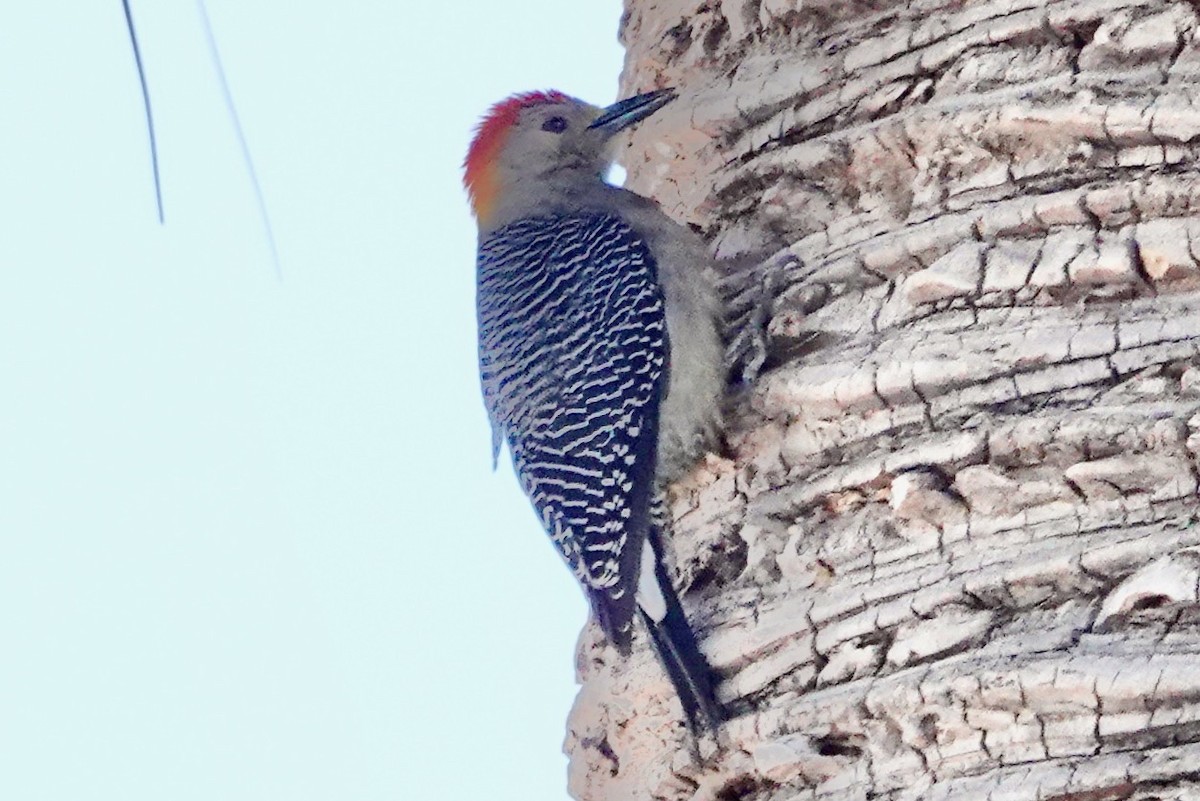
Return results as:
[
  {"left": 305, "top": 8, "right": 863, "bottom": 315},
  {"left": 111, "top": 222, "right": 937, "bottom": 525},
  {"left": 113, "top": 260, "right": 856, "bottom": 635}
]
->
[
  {"left": 121, "top": 0, "right": 164, "bottom": 223},
  {"left": 196, "top": 0, "right": 282, "bottom": 278}
]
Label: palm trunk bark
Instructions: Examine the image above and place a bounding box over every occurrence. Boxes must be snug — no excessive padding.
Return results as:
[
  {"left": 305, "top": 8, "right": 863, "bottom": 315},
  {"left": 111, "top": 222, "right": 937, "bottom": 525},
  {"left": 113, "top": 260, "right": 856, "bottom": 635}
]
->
[{"left": 566, "top": 1, "right": 1200, "bottom": 799}]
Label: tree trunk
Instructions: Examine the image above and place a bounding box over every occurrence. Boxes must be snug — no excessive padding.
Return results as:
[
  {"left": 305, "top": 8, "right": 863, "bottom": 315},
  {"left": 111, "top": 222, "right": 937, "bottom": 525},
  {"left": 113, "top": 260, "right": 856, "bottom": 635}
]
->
[{"left": 565, "top": 1, "right": 1200, "bottom": 799}]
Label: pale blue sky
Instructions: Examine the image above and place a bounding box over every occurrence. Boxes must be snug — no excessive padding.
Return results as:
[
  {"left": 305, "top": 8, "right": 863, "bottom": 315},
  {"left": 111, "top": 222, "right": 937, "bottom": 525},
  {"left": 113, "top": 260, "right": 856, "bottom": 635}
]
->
[{"left": 1, "top": 2, "right": 625, "bottom": 799}]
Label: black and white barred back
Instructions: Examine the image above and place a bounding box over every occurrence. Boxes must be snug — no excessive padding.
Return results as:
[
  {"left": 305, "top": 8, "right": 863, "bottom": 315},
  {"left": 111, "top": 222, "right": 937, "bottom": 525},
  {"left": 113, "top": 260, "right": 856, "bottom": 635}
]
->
[{"left": 477, "top": 213, "right": 668, "bottom": 652}]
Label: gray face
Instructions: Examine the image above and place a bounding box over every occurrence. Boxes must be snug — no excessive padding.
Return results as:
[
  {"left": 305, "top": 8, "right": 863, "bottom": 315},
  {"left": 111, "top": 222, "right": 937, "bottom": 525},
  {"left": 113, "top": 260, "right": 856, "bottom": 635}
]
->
[{"left": 493, "top": 100, "right": 613, "bottom": 183}]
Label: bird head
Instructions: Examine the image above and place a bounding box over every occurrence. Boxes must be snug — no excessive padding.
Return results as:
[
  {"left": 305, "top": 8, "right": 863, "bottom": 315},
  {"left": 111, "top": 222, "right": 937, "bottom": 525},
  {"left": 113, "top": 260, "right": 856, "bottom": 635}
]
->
[{"left": 463, "top": 88, "right": 676, "bottom": 225}]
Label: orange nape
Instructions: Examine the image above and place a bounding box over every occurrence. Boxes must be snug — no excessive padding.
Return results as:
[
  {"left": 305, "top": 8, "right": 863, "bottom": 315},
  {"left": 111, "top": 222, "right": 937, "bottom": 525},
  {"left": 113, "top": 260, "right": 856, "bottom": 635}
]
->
[{"left": 463, "top": 90, "right": 570, "bottom": 221}]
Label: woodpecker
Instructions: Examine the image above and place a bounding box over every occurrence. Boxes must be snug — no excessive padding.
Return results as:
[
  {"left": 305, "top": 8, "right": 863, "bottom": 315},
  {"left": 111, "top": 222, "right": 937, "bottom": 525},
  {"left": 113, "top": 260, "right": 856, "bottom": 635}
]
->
[{"left": 465, "top": 88, "right": 726, "bottom": 733}]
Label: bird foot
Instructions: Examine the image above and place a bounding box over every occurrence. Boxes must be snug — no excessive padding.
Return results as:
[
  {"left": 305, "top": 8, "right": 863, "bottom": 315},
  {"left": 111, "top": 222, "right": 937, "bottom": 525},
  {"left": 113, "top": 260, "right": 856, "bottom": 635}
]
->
[{"left": 720, "top": 252, "right": 796, "bottom": 387}]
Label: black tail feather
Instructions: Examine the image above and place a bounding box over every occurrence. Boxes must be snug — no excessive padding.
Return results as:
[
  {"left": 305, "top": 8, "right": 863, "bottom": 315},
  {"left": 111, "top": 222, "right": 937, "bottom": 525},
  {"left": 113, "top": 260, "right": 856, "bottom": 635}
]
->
[{"left": 639, "top": 556, "right": 724, "bottom": 735}]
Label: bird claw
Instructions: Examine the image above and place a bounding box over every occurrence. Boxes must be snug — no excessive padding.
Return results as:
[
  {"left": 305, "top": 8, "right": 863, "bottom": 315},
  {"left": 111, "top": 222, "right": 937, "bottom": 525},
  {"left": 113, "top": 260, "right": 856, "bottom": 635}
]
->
[{"left": 721, "top": 253, "right": 795, "bottom": 387}]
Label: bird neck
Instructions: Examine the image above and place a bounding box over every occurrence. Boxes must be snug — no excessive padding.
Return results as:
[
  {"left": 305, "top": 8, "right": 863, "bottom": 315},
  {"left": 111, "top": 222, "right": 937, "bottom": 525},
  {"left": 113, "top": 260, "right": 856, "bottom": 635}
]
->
[{"left": 474, "top": 169, "right": 613, "bottom": 235}]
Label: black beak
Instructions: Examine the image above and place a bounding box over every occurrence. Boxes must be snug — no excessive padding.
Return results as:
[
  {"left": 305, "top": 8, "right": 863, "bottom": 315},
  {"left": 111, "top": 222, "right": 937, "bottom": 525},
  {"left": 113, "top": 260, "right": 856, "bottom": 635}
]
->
[{"left": 588, "top": 88, "right": 677, "bottom": 134}]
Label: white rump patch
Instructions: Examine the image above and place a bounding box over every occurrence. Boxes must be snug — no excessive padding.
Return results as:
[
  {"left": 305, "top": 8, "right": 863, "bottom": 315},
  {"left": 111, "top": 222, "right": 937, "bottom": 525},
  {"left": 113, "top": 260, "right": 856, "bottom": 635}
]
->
[{"left": 636, "top": 543, "right": 667, "bottom": 623}]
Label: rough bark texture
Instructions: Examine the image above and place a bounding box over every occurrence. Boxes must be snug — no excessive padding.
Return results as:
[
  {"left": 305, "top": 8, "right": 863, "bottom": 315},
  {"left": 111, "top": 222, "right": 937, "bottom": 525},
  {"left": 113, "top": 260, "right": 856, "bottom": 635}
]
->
[{"left": 565, "top": 1, "right": 1200, "bottom": 799}]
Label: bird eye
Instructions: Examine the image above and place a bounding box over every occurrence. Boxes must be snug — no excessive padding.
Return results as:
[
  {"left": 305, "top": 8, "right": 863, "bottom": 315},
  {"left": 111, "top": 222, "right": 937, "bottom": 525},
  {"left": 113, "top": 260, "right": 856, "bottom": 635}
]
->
[{"left": 542, "top": 116, "right": 568, "bottom": 133}]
